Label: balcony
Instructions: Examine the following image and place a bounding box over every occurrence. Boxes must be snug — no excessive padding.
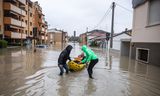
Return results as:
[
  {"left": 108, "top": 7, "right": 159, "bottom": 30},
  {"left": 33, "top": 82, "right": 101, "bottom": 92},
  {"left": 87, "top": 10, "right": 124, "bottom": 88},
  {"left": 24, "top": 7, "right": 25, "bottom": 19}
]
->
[
  {"left": 4, "top": 17, "right": 26, "bottom": 28},
  {"left": 41, "top": 36, "right": 45, "bottom": 40},
  {"left": 4, "top": 31, "right": 11, "bottom": 37},
  {"left": 4, "top": 17, "right": 21, "bottom": 27},
  {"left": 18, "top": 0, "right": 26, "bottom": 5},
  {"left": 21, "top": 22, "right": 26, "bottom": 27},
  {"left": 42, "top": 28, "right": 45, "bottom": 32},
  {"left": 4, "top": 3, "right": 26, "bottom": 16},
  {"left": 5, "top": 31, "right": 26, "bottom": 39},
  {"left": 11, "top": 32, "right": 26, "bottom": 39}
]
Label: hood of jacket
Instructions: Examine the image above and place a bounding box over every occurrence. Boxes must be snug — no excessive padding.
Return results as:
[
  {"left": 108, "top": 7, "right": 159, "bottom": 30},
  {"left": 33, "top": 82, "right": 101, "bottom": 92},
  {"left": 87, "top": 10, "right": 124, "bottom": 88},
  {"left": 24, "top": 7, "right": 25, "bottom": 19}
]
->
[
  {"left": 81, "top": 45, "right": 87, "bottom": 52},
  {"left": 65, "top": 45, "right": 73, "bottom": 54}
]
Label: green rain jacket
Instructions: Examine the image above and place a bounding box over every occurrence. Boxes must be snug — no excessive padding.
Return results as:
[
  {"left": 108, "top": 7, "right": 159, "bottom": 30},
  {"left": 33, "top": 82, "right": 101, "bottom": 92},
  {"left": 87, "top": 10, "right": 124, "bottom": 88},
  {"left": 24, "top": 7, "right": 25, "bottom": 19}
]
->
[{"left": 81, "top": 45, "right": 98, "bottom": 64}]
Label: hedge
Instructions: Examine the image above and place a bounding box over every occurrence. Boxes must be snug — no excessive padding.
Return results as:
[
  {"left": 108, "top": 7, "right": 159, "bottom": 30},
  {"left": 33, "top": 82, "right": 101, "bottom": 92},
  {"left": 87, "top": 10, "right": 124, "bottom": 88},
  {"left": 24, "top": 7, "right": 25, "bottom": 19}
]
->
[{"left": 0, "top": 40, "right": 8, "bottom": 48}]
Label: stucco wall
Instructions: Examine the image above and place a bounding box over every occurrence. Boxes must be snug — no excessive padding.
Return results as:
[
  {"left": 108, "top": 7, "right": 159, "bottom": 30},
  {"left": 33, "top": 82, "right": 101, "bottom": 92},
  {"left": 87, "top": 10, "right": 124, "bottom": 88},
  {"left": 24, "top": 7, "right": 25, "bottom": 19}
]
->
[
  {"left": 132, "top": 2, "right": 160, "bottom": 43},
  {"left": 108, "top": 34, "right": 131, "bottom": 50},
  {"left": 130, "top": 43, "right": 160, "bottom": 66}
]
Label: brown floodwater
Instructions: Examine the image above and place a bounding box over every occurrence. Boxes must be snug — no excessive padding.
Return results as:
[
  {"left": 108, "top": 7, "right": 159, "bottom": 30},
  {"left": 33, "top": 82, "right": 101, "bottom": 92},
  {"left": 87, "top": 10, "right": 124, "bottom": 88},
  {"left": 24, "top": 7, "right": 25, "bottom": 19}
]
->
[{"left": 0, "top": 43, "right": 160, "bottom": 96}]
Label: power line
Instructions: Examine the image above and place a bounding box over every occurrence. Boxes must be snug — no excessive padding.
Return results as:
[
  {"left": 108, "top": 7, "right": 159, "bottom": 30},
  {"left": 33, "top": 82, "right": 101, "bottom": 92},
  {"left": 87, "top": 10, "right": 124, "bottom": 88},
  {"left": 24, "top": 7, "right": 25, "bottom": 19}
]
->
[
  {"left": 115, "top": 3, "right": 132, "bottom": 12},
  {"left": 92, "top": 5, "right": 112, "bottom": 30}
]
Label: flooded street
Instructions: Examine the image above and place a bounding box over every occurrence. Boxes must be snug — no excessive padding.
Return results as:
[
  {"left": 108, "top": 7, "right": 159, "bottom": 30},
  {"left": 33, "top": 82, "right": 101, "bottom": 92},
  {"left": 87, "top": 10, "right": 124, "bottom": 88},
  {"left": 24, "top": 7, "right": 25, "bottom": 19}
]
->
[{"left": 0, "top": 44, "right": 160, "bottom": 96}]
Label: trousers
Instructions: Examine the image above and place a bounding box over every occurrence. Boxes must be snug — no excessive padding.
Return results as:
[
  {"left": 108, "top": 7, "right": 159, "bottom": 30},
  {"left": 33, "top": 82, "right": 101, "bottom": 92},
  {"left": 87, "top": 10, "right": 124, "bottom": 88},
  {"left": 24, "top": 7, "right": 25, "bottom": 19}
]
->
[
  {"left": 87, "top": 59, "right": 98, "bottom": 78},
  {"left": 58, "top": 63, "right": 69, "bottom": 75}
]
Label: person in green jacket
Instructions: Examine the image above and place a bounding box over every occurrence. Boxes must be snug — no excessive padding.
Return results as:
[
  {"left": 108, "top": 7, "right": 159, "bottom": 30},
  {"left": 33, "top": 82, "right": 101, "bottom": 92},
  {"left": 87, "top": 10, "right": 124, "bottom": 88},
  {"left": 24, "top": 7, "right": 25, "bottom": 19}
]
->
[{"left": 81, "top": 45, "right": 99, "bottom": 79}]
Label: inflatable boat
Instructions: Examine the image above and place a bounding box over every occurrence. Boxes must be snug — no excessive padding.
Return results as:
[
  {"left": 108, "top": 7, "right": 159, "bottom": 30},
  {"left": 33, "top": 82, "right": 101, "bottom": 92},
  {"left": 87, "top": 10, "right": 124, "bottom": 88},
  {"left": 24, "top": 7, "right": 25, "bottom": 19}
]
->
[{"left": 67, "top": 59, "right": 85, "bottom": 71}]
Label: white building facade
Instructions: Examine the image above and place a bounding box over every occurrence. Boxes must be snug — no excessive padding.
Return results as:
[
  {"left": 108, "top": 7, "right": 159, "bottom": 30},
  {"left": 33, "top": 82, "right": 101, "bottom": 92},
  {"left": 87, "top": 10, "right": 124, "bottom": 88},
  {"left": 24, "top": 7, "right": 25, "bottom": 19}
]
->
[{"left": 131, "top": 0, "right": 160, "bottom": 66}]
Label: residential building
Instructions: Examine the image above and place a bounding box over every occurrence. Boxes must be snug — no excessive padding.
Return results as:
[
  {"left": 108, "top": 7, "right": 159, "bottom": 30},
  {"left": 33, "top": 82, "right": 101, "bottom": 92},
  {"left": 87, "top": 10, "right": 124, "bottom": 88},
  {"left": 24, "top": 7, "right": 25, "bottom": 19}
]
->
[
  {"left": 25, "top": 0, "right": 34, "bottom": 44},
  {"left": 110, "top": 29, "right": 131, "bottom": 51},
  {"left": 79, "top": 33, "right": 87, "bottom": 45},
  {"left": 47, "top": 28, "right": 68, "bottom": 45},
  {"left": 0, "top": 0, "right": 48, "bottom": 45},
  {"left": 0, "top": 0, "right": 3, "bottom": 39},
  {"left": 82, "top": 29, "right": 109, "bottom": 47},
  {"left": 3, "top": 0, "right": 27, "bottom": 45},
  {"left": 107, "top": 29, "right": 132, "bottom": 56},
  {"left": 33, "top": 1, "right": 48, "bottom": 44},
  {"left": 131, "top": 0, "right": 160, "bottom": 66}
]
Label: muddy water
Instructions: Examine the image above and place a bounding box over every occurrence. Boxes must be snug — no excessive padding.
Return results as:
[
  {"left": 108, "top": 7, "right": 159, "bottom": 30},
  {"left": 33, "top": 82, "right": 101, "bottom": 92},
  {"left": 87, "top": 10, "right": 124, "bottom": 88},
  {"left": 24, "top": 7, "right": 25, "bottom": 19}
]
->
[{"left": 0, "top": 44, "right": 160, "bottom": 96}]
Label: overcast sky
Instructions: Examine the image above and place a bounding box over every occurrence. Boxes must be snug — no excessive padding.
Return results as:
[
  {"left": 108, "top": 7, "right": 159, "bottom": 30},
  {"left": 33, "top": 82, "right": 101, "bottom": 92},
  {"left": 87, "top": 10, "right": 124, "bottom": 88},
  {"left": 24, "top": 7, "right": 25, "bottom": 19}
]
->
[{"left": 32, "top": 0, "right": 133, "bottom": 36}]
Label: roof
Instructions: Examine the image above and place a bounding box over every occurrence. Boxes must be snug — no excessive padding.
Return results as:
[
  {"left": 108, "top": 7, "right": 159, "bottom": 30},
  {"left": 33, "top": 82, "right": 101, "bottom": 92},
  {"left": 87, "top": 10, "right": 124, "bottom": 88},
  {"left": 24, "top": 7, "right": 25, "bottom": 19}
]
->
[
  {"left": 87, "top": 29, "right": 110, "bottom": 36},
  {"left": 87, "top": 29, "right": 108, "bottom": 34},
  {"left": 113, "top": 29, "right": 132, "bottom": 37},
  {"left": 89, "top": 36, "right": 106, "bottom": 40},
  {"left": 48, "top": 28, "right": 67, "bottom": 33},
  {"left": 79, "top": 29, "right": 109, "bottom": 36},
  {"left": 89, "top": 29, "right": 132, "bottom": 41}
]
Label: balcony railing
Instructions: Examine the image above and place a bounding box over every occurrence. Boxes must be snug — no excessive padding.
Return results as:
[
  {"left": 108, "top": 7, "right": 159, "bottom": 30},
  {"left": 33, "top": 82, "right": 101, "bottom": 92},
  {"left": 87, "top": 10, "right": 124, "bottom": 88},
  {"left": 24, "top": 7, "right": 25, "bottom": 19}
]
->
[
  {"left": 4, "top": 17, "right": 26, "bottom": 27},
  {"left": 4, "top": 17, "right": 21, "bottom": 26},
  {"left": 4, "top": 31, "right": 11, "bottom": 37},
  {"left": 4, "top": 3, "right": 26, "bottom": 16},
  {"left": 11, "top": 32, "right": 26, "bottom": 39},
  {"left": 4, "top": 31, "right": 26, "bottom": 39}
]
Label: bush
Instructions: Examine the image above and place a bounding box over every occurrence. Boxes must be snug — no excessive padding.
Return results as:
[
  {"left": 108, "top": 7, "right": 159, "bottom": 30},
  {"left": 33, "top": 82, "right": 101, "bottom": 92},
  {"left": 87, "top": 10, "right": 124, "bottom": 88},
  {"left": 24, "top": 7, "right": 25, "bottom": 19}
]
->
[{"left": 0, "top": 40, "right": 8, "bottom": 48}]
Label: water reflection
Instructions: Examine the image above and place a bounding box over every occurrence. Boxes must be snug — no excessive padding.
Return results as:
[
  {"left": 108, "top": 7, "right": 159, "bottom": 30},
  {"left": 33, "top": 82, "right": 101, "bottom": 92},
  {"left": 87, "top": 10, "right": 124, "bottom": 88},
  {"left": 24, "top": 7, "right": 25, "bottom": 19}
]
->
[
  {"left": 0, "top": 44, "right": 160, "bottom": 96},
  {"left": 0, "top": 47, "right": 46, "bottom": 96},
  {"left": 120, "top": 56, "right": 129, "bottom": 71},
  {"left": 57, "top": 77, "right": 69, "bottom": 96},
  {"left": 119, "top": 56, "right": 160, "bottom": 96},
  {"left": 85, "top": 79, "right": 96, "bottom": 96}
]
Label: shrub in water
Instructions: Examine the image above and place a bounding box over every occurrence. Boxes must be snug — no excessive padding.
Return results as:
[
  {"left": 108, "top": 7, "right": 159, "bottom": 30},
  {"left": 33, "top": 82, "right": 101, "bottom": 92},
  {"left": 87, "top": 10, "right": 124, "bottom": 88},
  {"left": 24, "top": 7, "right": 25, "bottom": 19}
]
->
[{"left": 0, "top": 40, "right": 8, "bottom": 48}]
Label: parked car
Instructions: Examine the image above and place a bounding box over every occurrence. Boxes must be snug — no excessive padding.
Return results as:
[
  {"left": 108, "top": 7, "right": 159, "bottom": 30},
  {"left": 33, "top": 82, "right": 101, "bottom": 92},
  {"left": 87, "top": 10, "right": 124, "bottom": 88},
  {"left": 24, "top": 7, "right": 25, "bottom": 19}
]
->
[{"left": 36, "top": 44, "right": 48, "bottom": 48}]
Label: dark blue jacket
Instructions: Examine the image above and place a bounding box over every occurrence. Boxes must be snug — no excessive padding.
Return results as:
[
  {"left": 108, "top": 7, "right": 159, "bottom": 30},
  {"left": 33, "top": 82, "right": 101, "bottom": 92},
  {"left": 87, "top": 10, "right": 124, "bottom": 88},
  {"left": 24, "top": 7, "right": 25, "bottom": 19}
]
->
[{"left": 58, "top": 45, "right": 73, "bottom": 65}]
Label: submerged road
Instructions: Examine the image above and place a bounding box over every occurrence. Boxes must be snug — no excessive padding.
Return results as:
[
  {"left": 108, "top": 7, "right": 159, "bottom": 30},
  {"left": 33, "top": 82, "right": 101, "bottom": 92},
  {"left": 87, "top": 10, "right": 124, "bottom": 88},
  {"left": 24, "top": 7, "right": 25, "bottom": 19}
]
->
[{"left": 0, "top": 43, "right": 160, "bottom": 96}]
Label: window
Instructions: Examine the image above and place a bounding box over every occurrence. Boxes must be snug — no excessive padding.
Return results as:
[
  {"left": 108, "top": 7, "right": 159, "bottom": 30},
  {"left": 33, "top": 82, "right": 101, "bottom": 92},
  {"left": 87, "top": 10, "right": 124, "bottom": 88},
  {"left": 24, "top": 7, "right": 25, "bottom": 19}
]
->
[
  {"left": 25, "top": 20, "right": 27, "bottom": 24},
  {"left": 39, "top": 14, "right": 41, "bottom": 18},
  {"left": 25, "top": 30, "right": 27, "bottom": 34},
  {"left": 148, "top": 0, "right": 160, "bottom": 25},
  {"left": 136, "top": 48, "right": 149, "bottom": 63},
  {"left": 30, "top": 22, "right": 32, "bottom": 26},
  {"left": 30, "top": 31, "right": 33, "bottom": 35},
  {"left": 30, "top": 13, "right": 32, "bottom": 17}
]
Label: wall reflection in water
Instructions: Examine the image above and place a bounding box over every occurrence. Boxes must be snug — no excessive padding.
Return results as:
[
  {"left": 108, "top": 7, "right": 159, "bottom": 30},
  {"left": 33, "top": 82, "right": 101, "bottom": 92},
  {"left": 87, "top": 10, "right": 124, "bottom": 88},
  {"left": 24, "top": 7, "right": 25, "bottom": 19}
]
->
[{"left": 119, "top": 56, "right": 160, "bottom": 96}]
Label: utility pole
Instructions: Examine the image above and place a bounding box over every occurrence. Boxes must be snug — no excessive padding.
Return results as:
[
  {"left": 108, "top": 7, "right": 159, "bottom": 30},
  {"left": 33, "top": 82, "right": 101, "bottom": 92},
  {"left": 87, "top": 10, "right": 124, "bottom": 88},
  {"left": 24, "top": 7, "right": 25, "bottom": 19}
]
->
[
  {"left": 86, "top": 27, "right": 88, "bottom": 46},
  {"left": 110, "top": 2, "right": 115, "bottom": 48},
  {"left": 74, "top": 31, "right": 76, "bottom": 44},
  {"left": 61, "top": 30, "right": 64, "bottom": 48},
  {"left": 33, "top": 27, "right": 37, "bottom": 52}
]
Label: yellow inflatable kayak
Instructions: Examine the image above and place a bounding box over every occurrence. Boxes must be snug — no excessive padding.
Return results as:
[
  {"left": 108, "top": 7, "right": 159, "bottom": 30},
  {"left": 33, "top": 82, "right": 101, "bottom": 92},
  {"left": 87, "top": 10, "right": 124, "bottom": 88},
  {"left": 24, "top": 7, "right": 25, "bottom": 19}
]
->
[{"left": 68, "top": 60, "right": 85, "bottom": 71}]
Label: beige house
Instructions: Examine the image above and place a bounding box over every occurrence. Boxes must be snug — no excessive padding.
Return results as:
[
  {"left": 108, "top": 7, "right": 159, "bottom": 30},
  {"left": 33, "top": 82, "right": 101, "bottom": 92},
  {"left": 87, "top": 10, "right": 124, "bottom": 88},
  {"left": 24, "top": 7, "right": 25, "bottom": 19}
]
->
[
  {"left": 47, "top": 29, "right": 68, "bottom": 45},
  {"left": 79, "top": 33, "right": 87, "bottom": 46},
  {"left": 131, "top": 0, "right": 160, "bottom": 66}
]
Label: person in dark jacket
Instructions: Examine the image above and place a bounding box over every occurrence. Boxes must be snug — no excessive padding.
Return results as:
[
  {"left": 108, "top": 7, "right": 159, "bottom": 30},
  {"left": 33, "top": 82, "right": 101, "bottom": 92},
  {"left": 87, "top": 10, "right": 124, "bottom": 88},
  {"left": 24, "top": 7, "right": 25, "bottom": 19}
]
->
[{"left": 58, "top": 45, "right": 73, "bottom": 76}]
